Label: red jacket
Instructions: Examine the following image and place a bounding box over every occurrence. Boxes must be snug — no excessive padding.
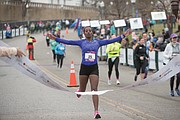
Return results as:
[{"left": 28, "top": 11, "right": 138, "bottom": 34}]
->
[{"left": 27, "top": 38, "right": 36, "bottom": 49}]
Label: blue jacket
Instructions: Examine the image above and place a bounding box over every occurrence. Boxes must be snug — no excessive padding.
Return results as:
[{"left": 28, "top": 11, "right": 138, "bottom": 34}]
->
[{"left": 55, "top": 43, "right": 66, "bottom": 55}]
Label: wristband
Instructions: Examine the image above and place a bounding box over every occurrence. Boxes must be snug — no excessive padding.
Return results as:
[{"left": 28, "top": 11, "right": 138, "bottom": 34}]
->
[{"left": 121, "top": 34, "right": 125, "bottom": 39}]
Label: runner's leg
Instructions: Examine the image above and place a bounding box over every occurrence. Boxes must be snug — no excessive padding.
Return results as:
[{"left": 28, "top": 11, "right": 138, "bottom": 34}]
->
[{"left": 89, "top": 75, "right": 99, "bottom": 111}]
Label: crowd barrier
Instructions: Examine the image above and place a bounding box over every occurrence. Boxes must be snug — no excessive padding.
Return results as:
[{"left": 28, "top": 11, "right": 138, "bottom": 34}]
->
[
  {"left": 0, "top": 27, "right": 28, "bottom": 39},
  {"left": 98, "top": 46, "right": 164, "bottom": 70},
  {"left": 1, "top": 29, "right": 164, "bottom": 71},
  {"left": 120, "top": 48, "right": 164, "bottom": 70}
]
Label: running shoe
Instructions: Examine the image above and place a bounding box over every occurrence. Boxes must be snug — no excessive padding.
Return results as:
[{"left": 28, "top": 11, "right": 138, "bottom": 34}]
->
[
  {"left": 116, "top": 80, "right": 120, "bottom": 85},
  {"left": 94, "top": 111, "right": 101, "bottom": 119},
  {"left": 175, "top": 89, "right": 180, "bottom": 96},
  {"left": 134, "top": 75, "right": 137, "bottom": 81},
  {"left": 76, "top": 88, "right": 81, "bottom": 98},
  {"left": 170, "top": 90, "right": 174, "bottom": 97},
  {"left": 108, "top": 80, "right": 111, "bottom": 85}
]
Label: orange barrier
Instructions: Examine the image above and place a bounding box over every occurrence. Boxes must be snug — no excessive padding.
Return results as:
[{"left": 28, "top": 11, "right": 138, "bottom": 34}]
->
[
  {"left": 67, "top": 61, "right": 79, "bottom": 87},
  {"left": 65, "top": 27, "right": 69, "bottom": 34},
  {"left": 29, "top": 50, "right": 33, "bottom": 60}
]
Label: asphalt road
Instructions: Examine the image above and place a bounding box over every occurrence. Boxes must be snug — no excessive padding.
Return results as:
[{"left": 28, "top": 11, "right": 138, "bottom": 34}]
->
[{"left": 0, "top": 30, "right": 180, "bottom": 120}]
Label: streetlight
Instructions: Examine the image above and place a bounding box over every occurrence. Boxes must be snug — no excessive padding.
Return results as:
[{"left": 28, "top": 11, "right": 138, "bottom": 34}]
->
[
  {"left": 126, "top": 1, "right": 129, "bottom": 5},
  {"left": 126, "top": 2, "right": 129, "bottom": 17},
  {"left": 26, "top": 2, "right": 30, "bottom": 30},
  {"left": 98, "top": 0, "right": 105, "bottom": 20},
  {"left": 151, "top": 1, "right": 154, "bottom": 5},
  {"left": 131, "top": 0, "right": 136, "bottom": 18},
  {"left": 110, "top": 1, "right": 113, "bottom": 6}
]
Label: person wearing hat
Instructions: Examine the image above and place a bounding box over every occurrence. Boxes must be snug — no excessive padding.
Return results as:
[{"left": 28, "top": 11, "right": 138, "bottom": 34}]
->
[
  {"left": 27, "top": 36, "right": 36, "bottom": 60},
  {"left": 106, "top": 35, "right": 121, "bottom": 85},
  {"left": 163, "top": 33, "right": 180, "bottom": 96}
]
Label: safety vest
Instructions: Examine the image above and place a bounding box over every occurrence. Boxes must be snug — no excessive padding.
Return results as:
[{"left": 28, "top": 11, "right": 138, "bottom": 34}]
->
[{"left": 28, "top": 38, "right": 33, "bottom": 43}]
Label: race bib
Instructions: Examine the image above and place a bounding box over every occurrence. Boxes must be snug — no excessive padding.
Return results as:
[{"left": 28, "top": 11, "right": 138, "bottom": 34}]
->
[
  {"left": 60, "top": 47, "right": 65, "bottom": 50},
  {"left": 85, "top": 51, "right": 95, "bottom": 62}
]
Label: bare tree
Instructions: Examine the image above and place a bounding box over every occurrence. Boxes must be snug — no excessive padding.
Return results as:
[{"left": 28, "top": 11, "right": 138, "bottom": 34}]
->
[
  {"left": 156, "top": 0, "right": 173, "bottom": 34},
  {"left": 104, "top": 0, "right": 129, "bottom": 19}
]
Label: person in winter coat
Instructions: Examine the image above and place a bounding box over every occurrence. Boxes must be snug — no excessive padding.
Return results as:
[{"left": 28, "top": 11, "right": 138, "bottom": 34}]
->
[
  {"left": 55, "top": 42, "right": 66, "bottom": 68},
  {"left": 163, "top": 33, "right": 180, "bottom": 97}
]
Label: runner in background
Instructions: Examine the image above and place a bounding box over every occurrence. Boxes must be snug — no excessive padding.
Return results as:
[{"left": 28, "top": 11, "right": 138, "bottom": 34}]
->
[
  {"left": 106, "top": 35, "right": 121, "bottom": 85},
  {"left": 55, "top": 42, "right": 66, "bottom": 68},
  {"left": 49, "top": 39, "right": 58, "bottom": 63},
  {"left": 134, "top": 38, "right": 150, "bottom": 81},
  {"left": 27, "top": 36, "right": 36, "bottom": 60}
]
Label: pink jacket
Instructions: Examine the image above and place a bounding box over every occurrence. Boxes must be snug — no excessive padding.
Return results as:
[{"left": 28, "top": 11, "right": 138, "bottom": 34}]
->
[{"left": 0, "top": 47, "right": 17, "bottom": 57}]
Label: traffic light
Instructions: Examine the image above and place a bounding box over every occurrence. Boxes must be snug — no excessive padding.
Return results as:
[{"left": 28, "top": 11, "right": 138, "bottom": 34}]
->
[{"left": 171, "top": 0, "right": 179, "bottom": 18}]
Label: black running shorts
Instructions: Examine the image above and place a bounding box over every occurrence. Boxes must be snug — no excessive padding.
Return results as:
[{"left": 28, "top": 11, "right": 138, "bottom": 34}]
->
[{"left": 79, "top": 64, "right": 99, "bottom": 76}]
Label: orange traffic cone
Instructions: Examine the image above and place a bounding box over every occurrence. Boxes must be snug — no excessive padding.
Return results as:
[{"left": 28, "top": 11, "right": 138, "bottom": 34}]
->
[
  {"left": 29, "top": 50, "right": 33, "bottom": 60},
  {"left": 26, "top": 44, "right": 28, "bottom": 50},
  {"left": 65, "top": 27, "right": 69, "bottom": 34},
  {"left": 67, "top": 61, "right": 79, "bottom": 87}
]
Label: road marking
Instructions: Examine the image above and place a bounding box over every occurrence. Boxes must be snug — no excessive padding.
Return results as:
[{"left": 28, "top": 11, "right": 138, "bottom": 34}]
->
[
  {"left": 101, "top": 96, "right": 162, "bottom": 120},
  {"left": 33, "top": 61, "right": 68, "bottom": 86}
]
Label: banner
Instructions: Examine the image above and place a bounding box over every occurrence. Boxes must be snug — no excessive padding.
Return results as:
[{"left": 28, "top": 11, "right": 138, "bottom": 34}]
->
[
  {"left": 151, "top": 12, "right": 167, "bottom": 20},
  {"left": 129, "top": 18, "right": 143, "bottom": 30},
  {"left": 101, "top": 45, "right": 107, "bottom": 56},
  {"left": 120, "top": 48, "right": 126, "bottom": 64},
  {"left": 24, "top": 28, "right": 27, "bottom": 35},
  {"left": 127, "top": 49, "right": 134, "bottom": 66},
  {"left": 99, "top": 20, "right": 110, "bottom": 25},
  {"left": 3, "top": 30, "right": 6, "bottom": 39},
  {"left": 0, "top": 41, "right": 68, "bottom": 91},
  {"left": 82, "top": 20, "right": 90, "bottom": 27},
  {"left": 0, "top": 31, "right": 2, "bottom": 39},
  {"left": 16, "top": 29, "right": 19, "bottom": 36},
  {"left": 158, "top": 52, "right": 164, "bottom": 70},
  {"left": 113, "top": 19, "right": 126, "bottom": 27},
  {"left": 12, "top": 29, "right": 15, "bottom": 37},
  {"left": 75, "top": 90, "right": 113, "bottom": 95},
  {"left": 122, "top": 54, "right": 180, "bottom": 89},
  {"left": 20, "top": 28, "right": 24, "bottom": 36},
  {"left": 149, "top": 51, "right": 156, "bottom": 70},
  {"left": 90, "top": 20, "right": 100, "bottom": 27}
]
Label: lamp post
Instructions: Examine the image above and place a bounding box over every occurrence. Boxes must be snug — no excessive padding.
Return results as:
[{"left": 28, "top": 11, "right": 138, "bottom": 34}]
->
[
  {"left": 110, "top": 1, "right": 113, "bottom": 6},
  {"left": 131, "top": 0, "right": 136, "bottom": 18},
  {"left": 26, "top": 3, "right": 30, "bottom": 30},
  {"left": 99, "top": 0, "right": 105, "bottom": 20}
]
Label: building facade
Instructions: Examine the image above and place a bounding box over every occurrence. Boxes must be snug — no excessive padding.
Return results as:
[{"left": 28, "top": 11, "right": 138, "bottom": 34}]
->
[{"left": 31, "top": 0, "right": 82, "bottom": 6}]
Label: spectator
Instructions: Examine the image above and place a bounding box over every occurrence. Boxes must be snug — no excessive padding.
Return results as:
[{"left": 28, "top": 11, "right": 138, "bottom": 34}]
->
[{"left": 163, "top": 33, "right": 180, "bottom": 96}]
